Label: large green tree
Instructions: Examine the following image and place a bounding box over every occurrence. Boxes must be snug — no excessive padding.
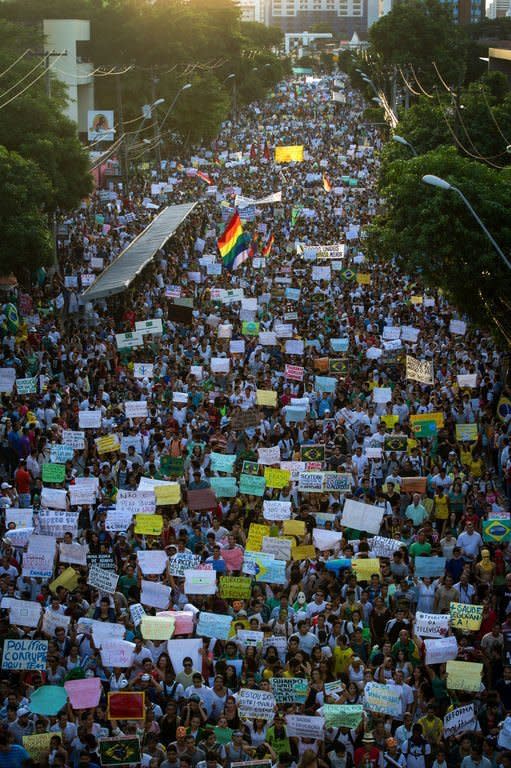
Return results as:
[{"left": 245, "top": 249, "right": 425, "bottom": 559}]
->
[{"left": 367, "top": 146, "right": 511, "bottom": 342}]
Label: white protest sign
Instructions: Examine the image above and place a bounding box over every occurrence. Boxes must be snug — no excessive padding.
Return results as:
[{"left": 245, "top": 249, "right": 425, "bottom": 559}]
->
[
  {"left": 42, "top": 609, "right": 71, "bottom": 637},
  {"left": 415, "top": 612, "right": 450, "bottom": 638},
  {"left": 133, "top": 363, "right": 154, "bottom": 379},
  {"left": 263, "top": 501, "right": 291, "bottom": 521},
  {"left": 238, "top": 688, "right": 276, "bottom": 721},
  {"left": 59, "top": 542, "right": 89, "bottom": 566},
  {"left": 9, "top": 600, "right": 41, "bottom": 628},
  {"left": 137, "top": 550, "right": 167, "bottom": 575},
  {"left": 457, "top": 374, "right": 477, "bottom": 388},
  {"left": 312, "top": 528, "right": 343, "bottom": 551},
  {"left": 79, "top": 410, "right": 102, "bottom": 429},
  {"left": 6, "top": 508, "right": 33, "bottom": 528},
  {"left": 100, "top": 639, "right": 136, "bottom": 668},
  {"left": 450, "top": 319, "right": 467, "bottom": 336},
  {"left": 211, "top": 357, "right": 230, "bottom": 373},
  {"left": 443, "top": 704, "right": 477, "bottom": 738},
  {"left": 87, "top": 565, "right": 119, "bottom": 594},
  {"left": 370, "top": 536, "right": 402, "bottom": 558},
  {"left": 124, "top": 400, "right": 148, "bottom": 419},
  {"left": 140, "top": 579, "right": 171, "bottom": 609},
  {"left": 117, "top": 490, "right": 156, "bottom": 514},
  {"left": 257, "top": 446, "right": 281, "bottom": 465},
  {"left": 262, "top": 537, "right": 292, "bottom": 561},
  {"left": 0, "top": 368, "right": 16, "bottom": 393},
  {"left": 285, "top": 714, "right": 325, "bottom": 739},
  {"left": 341, "top": 499, "right": 384, "bottom": 535},
  {"left": 105, "top": 510, "right": 133, "bottom": 532},
  {"left": 184, "top": 569, "right": 217, "bottom": 595},
  {"left": 40, "top": 489, "right": 68, "bottom": 511},
  {"left": 169, "top": 553, "right": 201, "bottom": 577},
  {"left": 425, "top": 636, "right": 458, "bottom": 665}
]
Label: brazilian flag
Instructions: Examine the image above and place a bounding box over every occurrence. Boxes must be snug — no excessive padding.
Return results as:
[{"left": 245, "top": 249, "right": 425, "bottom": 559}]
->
[
  {"left": 99, "top": 737, "right": 141, "bottom": 766},
  {"left": 5, "top": 304, "right": 19, "bottom": 333},
  {"left": 497, "top": 395, "right": 511, "bottom": 422},
  {"left": 340, "top": 268, "right": 356, "bottom": 281}
]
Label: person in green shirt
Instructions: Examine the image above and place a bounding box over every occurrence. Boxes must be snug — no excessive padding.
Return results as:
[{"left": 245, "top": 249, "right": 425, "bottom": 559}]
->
[
  {"left": 267, "top": 713, "right": 291, "bottom": 755},
  {"left": 117, "top": 564, "right": 138, "bottom": 598},
  {"left": 409, "top": 531, "right": 432, "bottom": 561}
]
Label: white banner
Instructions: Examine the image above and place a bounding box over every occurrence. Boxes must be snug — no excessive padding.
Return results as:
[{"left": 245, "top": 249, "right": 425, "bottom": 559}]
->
[{"left": 406, "top": 355, "right": 434, "bottom": 385}]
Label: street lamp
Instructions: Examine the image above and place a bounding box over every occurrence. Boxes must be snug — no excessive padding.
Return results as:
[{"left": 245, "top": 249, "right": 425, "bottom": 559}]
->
[
  {"left": 422, "top": 174, "right": 511, "bottom": 271},
  {"left": 393, "top": 134, "right": 417, "bottom": 156},
  {"left": 223, "top": 73, "right": 237, "bottom": 125},
  {"left": 159, "top": 83, "right": 192, "bottom": 131}
]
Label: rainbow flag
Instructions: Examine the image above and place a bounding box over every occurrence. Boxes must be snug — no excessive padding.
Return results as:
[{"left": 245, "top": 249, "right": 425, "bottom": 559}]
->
[
  {"left": 217, "top": 212, "right": 251, "bottom": 271},
  {"left": 197, "top": 170, "right": 213, "bottom": 185},
  {"left": 262, "top": 232, "right": 274, "bottom": 257},
  {"left": 323, "top": 173, "right": 332, "bottom": 192}
]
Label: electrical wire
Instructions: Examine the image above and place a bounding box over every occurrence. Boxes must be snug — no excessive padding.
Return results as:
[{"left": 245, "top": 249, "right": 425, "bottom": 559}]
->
[
  {"left": 0, "top": 51, "right": 66, "bottom": 110},
  {"left": 480, "top": 85, "right": 511, "bottom": 146},
  {"left": 409, "top": 64, "right": 433, "bottom": 99},
  {"left": 0, "top": 57, "right": 45, "bottom": 100},
  {"left": 0, "top": 49, "right": 31, "bottom": 80},
  {"left": 431, "top": 61, "right": 455, "bottom": 95},
  {"left": 435, "top": 95, "right": 507, "bottom": 168},
  {"left": 52, "top": 64, "right": 134, "bottom": 79},
  {"left": 398, "top": 66, "right": 422, "bottom": 97},
  {"left": 89, "top": 135, "right": 125, "bottom": 171}
]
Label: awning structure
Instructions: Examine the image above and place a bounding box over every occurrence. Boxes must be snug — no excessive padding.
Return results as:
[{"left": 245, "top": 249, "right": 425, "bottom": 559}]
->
[{"left": 81, "top": 202, "right": 197, "bottom": 301}]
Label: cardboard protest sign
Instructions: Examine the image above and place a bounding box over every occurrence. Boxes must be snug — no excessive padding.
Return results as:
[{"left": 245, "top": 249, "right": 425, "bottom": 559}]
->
[
  {"left": 341, "top": 499, "right": 384, "bottom": 535},
  {"left": 107, "top": 691, "right": 145, "bottom": 720},
  {"left": 65, "top": 677, "right": 102, "bottom": 709},
  {"left": 424, "top": 636, "right": 458, "bottom": 665},
  {"left": 446, "top": 660, "right": 482, "bottom": 692},
  {"left": 363, "top": 682, "right": 401, "bottom": 717},
  {"left": 415, "top": 612, "right": 450, "bottom": 638},
  {"left": 323, "top": 705, "right": 364, "bottom": 729},
  {"left": 271, "top": 677, "right": 308, "bottom": 704},
  {"left": 2, "top": 639, "right": 48, "bottom": 670},
  {"left": 450, "top": 602, "right": 483, "bottom": 631},
  {"left": 238, "top": 688, "right": 276, "bottom": 720},
  {"left": 443, "top": 704, "right": 477, "bottom": 738},
  {"left": 285, "top": 715, "right": 325, "bottom": 739}
]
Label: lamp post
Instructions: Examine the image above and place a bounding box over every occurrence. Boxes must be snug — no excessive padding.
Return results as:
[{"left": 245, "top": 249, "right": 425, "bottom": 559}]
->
[
  {"left": 158, "top": 83, "right": 192, "bottom": 132},
  {"left": 223, "top": 73, "right": 237, "bottom": 125},
  {"left": 422, "top": 174, "right": 511, "bottom": 271},
  {"left": 392, "top": 134, "right": 418, "bottom": 156}
]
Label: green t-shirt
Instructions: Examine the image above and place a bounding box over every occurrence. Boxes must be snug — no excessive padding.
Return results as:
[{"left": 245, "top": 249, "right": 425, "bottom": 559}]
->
[{"left": 409, "top": 541, "right": 432, "bottom": 559}]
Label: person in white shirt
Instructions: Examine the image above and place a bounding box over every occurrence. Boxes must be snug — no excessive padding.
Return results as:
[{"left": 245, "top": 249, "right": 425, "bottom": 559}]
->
[{"left": 456, "top": 522, "right": 483, "bottom": 562}]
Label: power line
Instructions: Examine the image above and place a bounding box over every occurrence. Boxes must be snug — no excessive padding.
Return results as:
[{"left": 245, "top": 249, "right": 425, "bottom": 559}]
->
[
  {"left": 0, "top": 50, "right": 66, "bottom": 109},
  {"left": 0, "top": 49, "right": 31, "bottom": 80},
  {"left": 0, "top": 57, "right": 44, "bottom": 100}
]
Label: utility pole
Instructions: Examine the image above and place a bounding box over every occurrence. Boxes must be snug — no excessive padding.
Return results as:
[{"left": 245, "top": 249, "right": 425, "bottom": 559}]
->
[
  {"left": 151, "top": 67, "right": 162, "bottom": 176},
  {"left": 116, "top": 73, "right": 129, "bottom": 190},
  {"left": 29, "top": 50, "right": 67, "bottom": 98}
]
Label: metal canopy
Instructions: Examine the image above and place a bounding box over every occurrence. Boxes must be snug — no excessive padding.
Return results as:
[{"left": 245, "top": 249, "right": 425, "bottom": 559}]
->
[{"left": 81, "top": 202, "right": 197, "bottom": 301}]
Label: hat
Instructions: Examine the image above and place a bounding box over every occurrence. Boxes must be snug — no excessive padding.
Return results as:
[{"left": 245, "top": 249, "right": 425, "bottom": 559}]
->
[
  {"left": 17, "top": 707, "right": 30, "bottom": 717},
  {"left": 233, "top": 731, "right": 243, "bottom": 737},
  {"left": 362, "top": 732, "right": 375, "bottom": 744},
  {"left": 1, "top": 483, "right": 11, "bottom": 490},
  {"left": 190, "top": 694, "right": 201, "bottom": 702}
]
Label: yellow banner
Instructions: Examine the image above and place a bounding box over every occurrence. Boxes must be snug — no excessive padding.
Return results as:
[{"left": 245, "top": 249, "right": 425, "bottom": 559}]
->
[
  {"left": 282, "top": 519, "right": 306, "bottom": 536},
  {"left": 135, "top": 514, "right": 163, "bottom": 536},
  {"left": 219, "top": 576, "right": 252, "bottom": 599},
  {"left": 96, "top": 434, "right": 121, "bottom": 454},
  {"left": 256, "top": 389, "right": 277, "bottom": 407},
  {"left": 450, "top": 602, "right": 483, "bottom": 631},
  {"left": 381, "top": 414, "right": 399, "bottom": 428},
  {"left": 455, "top": 424, "right": 478, "bottom": 443},
  {"left": 155, "top": 484, "right": 181, "bottom": 505},
  {"left": 446, "top": 660, "right": 483, "bottom": 692},
  {"left": 352, "top": 558, "right": 380, "bottom": 582},
  {"left": 141, "top": 615, "right": 175, "bottom": 640},
  {"left": 291, "top": 544, "right": 316, "bottom": 560},
  {"left": 410, "top": 412, "right": 444, "bottom": 428},
  {"left": 356, "top": 273, "right": 371, "bottom": 285},
  {"left": 275, "top": 145, "right": 304, "bottom": 163},
  {"left": 246, "top": 523, "right": 270, "bottom": 551},
  {"left": 264, "top": 468, "right": 291, "bottom": 489},
  {"left": 50, "top": 567, "right": 79, "bottom": 594},
  {"left": 410, "top": 295, "right": 423, "bottom": 305},
  {"left": 24, "top": 732, "right": 61, "bottom": 762}
]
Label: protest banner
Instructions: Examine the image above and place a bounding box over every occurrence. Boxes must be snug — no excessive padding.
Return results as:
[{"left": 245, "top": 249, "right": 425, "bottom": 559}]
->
[
  {"left": 450, "top": 602, "right": 483, "bottom": 631},
  {"left": 210, "top": 452, "right": 237, "bottom": 473},
  {"left": 455, "top": 424, "right": 478, "bottom": 442},
  {"left": 184, "top": 569, "right": 217, "bottom": 595},
  {"left": 238, "top": 688, "right": 276, "bottom": 720},
  {"left": 140, "top": 615, "right": 175, "bottom": 640},
  {"left": 49, "top": 444, "right": 75, "bottom": 463},
  {"left": 95, "top": 434, "right": 121, "bottom": 454},
  {"left": 79, "top": 410, "right": 102, "bottom": 429},
  {"left": 415, "top": 557, "right": 446, "bottom": 578},
  {"left": 117, "top": 489, "right": 156, "bottom": 514},
  {"left": 285, "top": 715, "right": 325, "bottom": 739},
  {"left": 87, "top": 565, "right": 119, "bottom": 594},
  {"left": 21, "top": 549, "right": 53, "bottom": 580},
  {"left": 64, "top": 677, "right": 102, "bottom": 710},
  {"left": 312, "top": 528, "right": 342, "bottom": 551},
  {"left": 187, "top": 488, "right": 217, "bottom": 511},
  {"left": 86, "top": 553, "right": 116, "bottom": 572},
  {"left": 342, "top": 499, "right": 384, "bottom": 535},
  {"left": 415, "top": 612, "right": 450, "bottom": 638},
  {"left": 363, "top": 682, "right": 402, "bottom": 717},
  {"left": 196, "top": 612, "right": 233, "bottom": 640},
  {"left": 140, "top": 580, "right": 171, "bottom": 610},
  {"left": 262, "top": 537, "right": 292, "bottom": 561},
  {"left": 169, "top": 553, "right": 201, "bottom": 577},
  {"left": 137, "top": 550, "right": 167, "bottom": 575},
  {"left": 42, "top": 463, "right": 66, "bottom": 483},
  {"left": 264, "top": 468, "right": 291, "bottom": 490},
  {"left": 69, "top": 484, "right": 96, "bottom": 506},
  {"left": 23, "top": 732, "right": 61, "bottom": 763},
  {"left": 246, "top": 523, "right": 270, "bottom": 551},
  {"left": 370, "top": 536, "right": 402, "bottom": 558},
  {"left": 9, "top": 600, "right": 41, "bottom": 628},
  {"left": 424, "top": 636, "right": 458, "bottom": 665},
  {"left": 271, "top": 677, "right": 308, "bottom": 704},
  {"left": 237, "top": 630, "right": 264, "bottom": 648},
  {"left": 38, "top": 509, "right": 78, "bottom": 536},
  {"left": 28, "top": 685, "right": 68, "bottom": 716},
  {"left": 324, "top": 472, "right": 352, "bottom": 492},
  {"left": 239, "top": 474, "right": 266, "bottom": 496},
  {"left": 99, "top": 737, "right": 142, "bottom": 766},
  {"left": 134, "top": 514, "right": 163, "bottom": 536},
  {"left": 482, "top": 519, "right": 511, "bottom": 542},
  {"left": 275, "top": 145, "right": 304, "bottom": 163},
  {"left": 2, "top": 639, "right": 48, "bottom": 670},
  {"left": 291, "top": 544, "right": 317, "bottom": 560},
  {"left": 443, "top": 704, "right": 477, "bottom": 738},
  {"left": 49, "top": 567, "right": 79, "bottom": 594},
  {"left": 154, "top": 483, "right": 181, "bottom": 505},
  {"left": 298, "top": 471, "right": 324, "bottom": 492},
  {"left": 406, "top": 356, "right": 434, "bottom": 385},
  {"left": 59, "top": 542, "right": 88, "bottom": 566},
  {"left": 323, "top": 705, "right": 364, "bottom": 729},
  {"left": 100, "top": 639, "right": 136, "bottom": 668},
  {"left": 107, "top": 691, "right": 145, "bottom": 720},
  {"left": 257, "top": 446, "right": 281, "bottom": 465},
  {"left": 62, "top": 430, "right": 85, "bottom": 449},
  {"left": 219, "top": 576, "right": 252, "bottom": 599},
  {"left": 352, "top": 558, "right": 381, "bottom": 582},
  {"left": 283, "top": 519, "right": 306, "bottom": 537},
  {"left": 262, "top": 500, "right": 291, "bottom": 520},
  {"left": 6, "top": 508, "right": 33, "bottom": 528},
  {"left": 446, "top": 660, "right": 483, "bottom": 691},
  {"left": 210, "top": 477, "right": 238, "bottom": 498}
]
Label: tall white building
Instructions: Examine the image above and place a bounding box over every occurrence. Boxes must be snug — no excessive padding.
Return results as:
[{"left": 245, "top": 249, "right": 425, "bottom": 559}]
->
[
  {"left": 238, "top": 0, "right": 267, "bottom": 22},
  {"left": 43, "top": 19, "right": 94, "bottom": 134}
]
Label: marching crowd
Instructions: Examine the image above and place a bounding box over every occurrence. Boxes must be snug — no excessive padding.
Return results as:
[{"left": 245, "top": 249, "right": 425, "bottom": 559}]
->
[{"left": 0, "top": 72, "right": 510, "bottom": 768}]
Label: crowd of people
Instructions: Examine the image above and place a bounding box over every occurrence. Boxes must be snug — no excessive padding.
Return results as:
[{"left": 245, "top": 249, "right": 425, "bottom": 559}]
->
[{"left": 0, "top": 71, "right": 511, "bottom": 768}]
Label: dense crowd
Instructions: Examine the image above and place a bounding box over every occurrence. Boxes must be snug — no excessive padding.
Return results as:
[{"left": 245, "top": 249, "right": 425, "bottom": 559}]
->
[{"left": 0, "top": 72, "right": 510, "bottom": 768}]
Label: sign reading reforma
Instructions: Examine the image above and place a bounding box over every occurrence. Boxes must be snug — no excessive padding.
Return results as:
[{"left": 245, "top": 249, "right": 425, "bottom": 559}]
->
[{"left": 2, "top": 639, "right": 48, "bottom": 670}]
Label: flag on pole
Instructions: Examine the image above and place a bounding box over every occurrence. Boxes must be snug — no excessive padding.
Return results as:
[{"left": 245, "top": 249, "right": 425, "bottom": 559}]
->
[
  {"left": 323, "top": 173, "right": 332, "bottom": 193},
  {"left": 263, "top": 141, "right": 271, "bottom": 161},
  {"left": 291, "top": 206, "right": 303, "bottom": 227},
  {"left": 197, "top": 171, "right": 213, "bottom": 185},
  {"left": 217, "top": 212, "right": 251, "bottom": 271},
  {"left": 262, "top": 232, "right": 274, "bottom": 258}
]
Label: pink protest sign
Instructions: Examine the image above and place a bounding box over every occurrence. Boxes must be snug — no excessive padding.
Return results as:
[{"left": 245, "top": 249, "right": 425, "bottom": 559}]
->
[{"left": 64, "top": 677, "right": 102, "bottom": 710}]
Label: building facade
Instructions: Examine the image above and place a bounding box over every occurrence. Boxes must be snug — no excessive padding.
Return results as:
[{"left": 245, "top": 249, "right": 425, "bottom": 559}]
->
[{"left": 268, "top": 0, "right": 367, "bottom": 40}]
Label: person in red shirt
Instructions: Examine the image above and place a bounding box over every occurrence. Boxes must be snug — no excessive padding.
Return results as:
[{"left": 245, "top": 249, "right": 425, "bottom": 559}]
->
[
  {"left": 354, "top": 733, "right": 383, "bottom": 768},
  {"left": 13, "top": 458, "right": 31, "bottom": 507}
]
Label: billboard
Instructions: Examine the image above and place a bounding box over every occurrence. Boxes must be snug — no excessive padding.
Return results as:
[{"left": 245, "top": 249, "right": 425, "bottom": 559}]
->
[{"left": 88, "top": 110, "right": 115, "bottom": 142}]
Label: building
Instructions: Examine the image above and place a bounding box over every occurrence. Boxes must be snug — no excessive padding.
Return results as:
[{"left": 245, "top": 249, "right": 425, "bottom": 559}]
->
[
  {"left": 269, "top": 0, "right": 367, "bottom": 41},
  {"left": 439, "top": 0, "right": 483, "bottom": 23},
  {"left": 487, "top": 0, "right": 511, "bottom": 17},
  {"left": 238, "top": 0, "right": 267, "bottom": 22},
  {"left": 43, "top": 19, "right": 95, "bottom": 134},
  {"left": 488, "top": 41, "right": 511, "bottom": 83}
]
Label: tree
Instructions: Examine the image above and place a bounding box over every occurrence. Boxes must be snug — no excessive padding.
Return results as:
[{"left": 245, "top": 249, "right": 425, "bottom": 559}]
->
[
  {"left": 0, "top": 146, "right": 53, "bottom": 275},
  {"left": 170, "top": 71, "right": 230, "bottom": 145},
  {"left": 367, "top": 146, "right": 511, "bottom": 342}
]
